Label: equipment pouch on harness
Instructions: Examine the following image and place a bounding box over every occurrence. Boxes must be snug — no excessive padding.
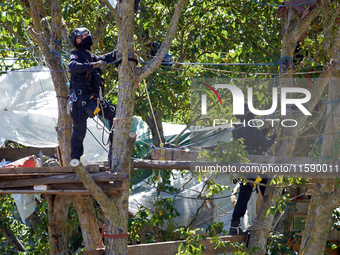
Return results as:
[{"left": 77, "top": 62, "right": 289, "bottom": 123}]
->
[
  {"left": 67, "top": 91, "right": 78, "bottom": 115},
  {"left": 84, "top": 95, "right": 101, "bottom": 118}
]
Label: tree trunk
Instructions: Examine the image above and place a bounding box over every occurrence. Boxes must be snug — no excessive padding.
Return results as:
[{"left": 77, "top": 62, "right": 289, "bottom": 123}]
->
[
  {"left": 299, "top": 49, "right": 340, "bottom": 254},
  {"left": 25, "top": 1, "right": 102, "bottom": 253},
  {"left": 105, "top": 1, "right": 136, "bottom": 254},
  {"left": 73, "top": 196, "right": 101, "bottom": 249},
  {"left": 26, "top": 1, "right": 72, "bottom": 253},
  {"left": 144, "top": 109, "right": 165, "bottom": 147},
  {"left": 104, "top": 0, "right": 188, "bottom": 253},
  {"left": 46, "top": 195, "right": 70, "bottom": 255},
  {"left": 138, "top": 78, "right": 165, "bottom": 147},
  {"left": 299, "top": 179, "right": 336, "bottom": 255},
  {"left": 274, "top": 187, "right": 298, "bottom": 233},
  {"left": 248, "top": 187, "right": 282, "bottom": 253},
  {"left": 248, "top": 7, "right": 322, "bottom": 252}
]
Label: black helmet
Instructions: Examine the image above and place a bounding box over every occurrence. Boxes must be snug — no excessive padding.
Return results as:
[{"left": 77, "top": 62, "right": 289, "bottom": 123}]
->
[{"left": 69, "top": 27, "right": 91, "bottom": 47}]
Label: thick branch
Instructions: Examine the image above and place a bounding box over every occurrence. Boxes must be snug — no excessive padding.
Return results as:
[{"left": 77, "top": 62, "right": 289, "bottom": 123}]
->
[
  {"left": 101, "top": 0, "right": 122, "bottom": 30},
  {"left": 27, "top": 0, "right": 53, "bottom": 59},
  {"left": 0, "top": 227, "right": 26, "bottom": 252},
  {"left": 72, "top": 162, "right": 117, "bottom": 216},
  {"left": 139, "top": 0, "right": 189, "bottom": 80},
  {"left": 92, "top": 9, "right": 114, "bottom": 51}
]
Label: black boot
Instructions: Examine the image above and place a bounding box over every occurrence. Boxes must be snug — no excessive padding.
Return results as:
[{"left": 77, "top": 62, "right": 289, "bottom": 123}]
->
[{"left": 229, "top": 220, "right": 245, "bottom": 235}]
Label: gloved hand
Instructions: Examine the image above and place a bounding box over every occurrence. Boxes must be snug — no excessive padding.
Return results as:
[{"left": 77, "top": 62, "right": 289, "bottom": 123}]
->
[{"left": 93, "top": 60, "right": 108, "bottom": 70}]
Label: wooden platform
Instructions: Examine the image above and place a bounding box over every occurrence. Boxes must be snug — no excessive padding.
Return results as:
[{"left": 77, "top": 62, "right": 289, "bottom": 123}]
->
[
  {"left": 0, "top": 165, "right": 128, "bottom": 195},
  {"left": 84, "top": 234, "right": 247, "bottom": 255}
]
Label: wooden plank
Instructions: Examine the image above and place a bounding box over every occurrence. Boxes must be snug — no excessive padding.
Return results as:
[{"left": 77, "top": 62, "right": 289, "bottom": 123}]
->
[
  {"left": 127, "top": 235, "right": 247, "bottom": 255},
  {"left": 83, "top": 249, "right": 105, "bottom": 255},
  {"left": 0, "top": 165, "right": 101, "bottom": 174},
  {"left": 48, "top": 182, "right": 124, "bottom": 191},
  {"left": 151, "top": 148, "right": 199, "bottom": 161},
  {"left": 0, "top": 172, "right": 128, "bottom": 188},
  {"left": 150, "top": 148, "right": 339, "bottom": 167},
  {"left": 0, "top": 173, "right": 50, "bottom": 179},
  {"left": 0, "top": 147, "right": 57, "bottom": 161},
  {"left": 0, "top": 182, "right": 123, "bottom": 195},
  {"left": 1, "top": 182, "right": 124, "bottom": 191},
  {"left": 0, "top": 190, "right": 93, "bottom": 195},
  {"left": 133, "top": 159, "right": 191, "bottom": 170},
  {"left": 132, "top": 159, "right": 340, "bottom": 177},
  {"left": 85, "top": 235, "right": 247, "bottom": 255}
]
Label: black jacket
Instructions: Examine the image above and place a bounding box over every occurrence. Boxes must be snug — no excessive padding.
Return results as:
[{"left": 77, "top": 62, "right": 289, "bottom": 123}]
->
[
  {"left": 232, "top": 124, "right": 276, "bottom": 155},
  {"left": 68, "top": 48, "right": 116, "bottom": 93}
]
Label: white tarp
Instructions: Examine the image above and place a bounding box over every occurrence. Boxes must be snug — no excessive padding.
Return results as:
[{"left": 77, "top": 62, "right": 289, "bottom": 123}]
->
[
  {"left": 129, "top": 171, "right": 258, "bottom": 232},
  {"left": 0, "top": 66, "right": 110, "bottom": 165}
]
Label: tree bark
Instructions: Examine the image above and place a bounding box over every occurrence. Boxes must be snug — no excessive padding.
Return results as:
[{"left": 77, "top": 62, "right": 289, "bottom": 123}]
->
[
  {"left": 102, "top": 1, "right": 188, "bottom": 253},
  {"left": 248, "top": 187, "right": 283, "bottom": 253},
  {"left": 299, "top": 37, "right": 340, "bottom": 254},
  {"left": 144, "top": 109, "right": 165, "bottom": 147},
  {"left": 104, "top": 2, "right": 137, "bottom": 253},
  {"left": 24, "top": 0, "right": 102, "bottom": 253},
  {"left": 73, "top": 196, "right": 101, "bottom": 250},
  {"left": 299, "top": 180, "right": 336, "bottom": 255},
  {"left": 248, "top": 6, "right": 323, "bottom": 253},
  {"left": 46, "top": 195, "right": 70, "bottom": 255},
  {"left": 274, "top": 187, "right": 298, "bottom": 233}
]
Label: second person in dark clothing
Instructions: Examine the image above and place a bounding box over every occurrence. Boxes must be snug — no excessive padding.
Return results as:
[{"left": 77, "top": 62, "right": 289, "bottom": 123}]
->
[{"left": 229, "top": 104, "right": 276, "bottom": 235}]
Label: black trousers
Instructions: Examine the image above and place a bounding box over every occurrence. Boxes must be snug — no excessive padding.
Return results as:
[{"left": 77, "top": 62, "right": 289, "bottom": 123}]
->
[
  {"left": 71, "top": 95, "right": 116, "bottom": 160},
  {"left": 231, "top": 178, "right": 267, "bottom": 222}
]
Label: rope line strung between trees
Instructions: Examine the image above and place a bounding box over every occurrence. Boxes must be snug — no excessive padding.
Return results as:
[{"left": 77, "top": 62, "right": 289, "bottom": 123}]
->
[
  {"left": 248, "top": 0, "right": 316, "bottom": 7},
  {"left": 0, "top": 46, "right": 328, "bottom": 76},
  {"left": 135, "top": 51, "right": 326, "bottom": 76}
]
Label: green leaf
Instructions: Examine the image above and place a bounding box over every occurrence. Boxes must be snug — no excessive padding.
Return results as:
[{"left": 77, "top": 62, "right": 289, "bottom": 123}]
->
[
  {"left": 178, "top": 243, "right": 183, "bottom": 253},
  {"left": 16, "top": 5, "right": 23, "bottom": 11},
  {"left": 6, "top": 13, "right": 12, "bottom": 21}
]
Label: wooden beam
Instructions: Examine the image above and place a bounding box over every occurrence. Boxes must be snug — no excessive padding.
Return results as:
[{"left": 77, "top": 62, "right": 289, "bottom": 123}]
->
[
  {"left": 151, "top": 148, "right": 199, "bottom": 161},
  {"left": 0, "top": 190, "right": 98, "bottom": 195},
  {"left": 83, "top": 249, "right": 105, "bottom": 255},
  {"left": 0, "top": 147, "right": 57, "bottom": 161},
  {"left": 132, "top": 159, "right": 340, "bottom": 177},
  {"left": 49, "top": 182, "right": 124, "bottom": 191},
  {"left": 85, "top": 235, "right": 247, "bottom": 255},
  {"left": 0, "top": 165, "right": 104, "bottom": 174},
  {"left": 0, "top": 182, "right": 123, "bottom": 195},
  {"left": 0, "top": 172, "right": 128, "bottom": 188},
  {"left": 133, "top": 159, "right": 191, "bottom": 170},
  {"left": 150, "top": 147, "right": 339, "bottom": 166},
  {"left": 127, "top": 235, "right": 247, "bottom": 254}
]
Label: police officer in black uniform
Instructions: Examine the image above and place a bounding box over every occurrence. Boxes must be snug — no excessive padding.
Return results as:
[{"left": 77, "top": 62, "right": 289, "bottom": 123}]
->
[
  {"left": 68, "top": 27, "right": 117, "bottom": 164},
  {"left": 229, "top": 104, "right": 276, "bottom": 235}
]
